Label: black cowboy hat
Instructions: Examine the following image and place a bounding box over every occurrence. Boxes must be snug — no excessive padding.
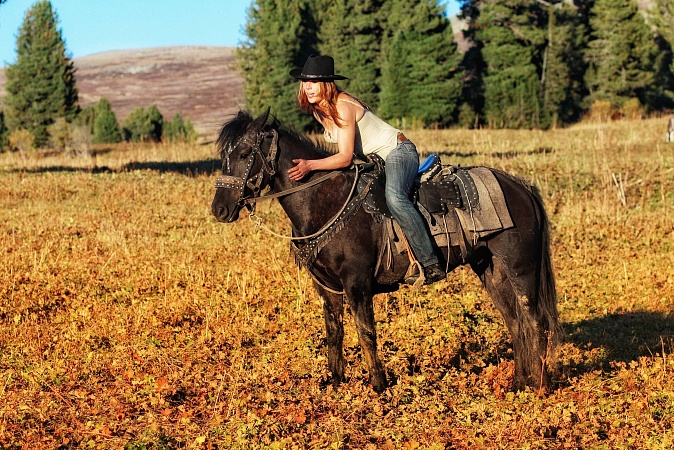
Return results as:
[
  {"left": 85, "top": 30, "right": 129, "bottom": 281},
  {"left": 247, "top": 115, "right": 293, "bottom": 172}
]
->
[{"left": 289, "top": 55, "right": 348, "bottom": 81}]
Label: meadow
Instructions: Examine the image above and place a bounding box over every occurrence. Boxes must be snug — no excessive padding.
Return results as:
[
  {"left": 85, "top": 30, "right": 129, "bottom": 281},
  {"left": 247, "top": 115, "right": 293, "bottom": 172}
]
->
[{"left": 0, "top": 118, "right": 672, "bottom": 449}]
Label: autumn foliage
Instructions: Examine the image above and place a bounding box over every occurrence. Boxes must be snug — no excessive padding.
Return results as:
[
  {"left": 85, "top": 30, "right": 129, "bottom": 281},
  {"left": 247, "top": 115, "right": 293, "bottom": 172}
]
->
[{"left": 0, "top": 119, "right": 672, "bottom": 448}]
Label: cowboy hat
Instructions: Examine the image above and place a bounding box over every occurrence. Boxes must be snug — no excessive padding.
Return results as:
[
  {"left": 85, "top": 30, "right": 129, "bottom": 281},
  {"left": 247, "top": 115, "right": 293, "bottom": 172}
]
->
[{"left": 289, "top": 55, "right": 348, "bottom": 81}]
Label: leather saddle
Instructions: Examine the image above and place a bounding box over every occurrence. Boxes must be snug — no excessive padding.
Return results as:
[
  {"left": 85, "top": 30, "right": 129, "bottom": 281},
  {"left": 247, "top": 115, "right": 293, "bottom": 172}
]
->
[{"left": 356, "top": 154, "right": 479, "bottom": 221}]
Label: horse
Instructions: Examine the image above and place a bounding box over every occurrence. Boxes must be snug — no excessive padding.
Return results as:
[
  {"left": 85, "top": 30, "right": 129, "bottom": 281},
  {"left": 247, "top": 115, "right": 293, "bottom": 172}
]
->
[{"left": 211, "top": 108, "right": 560, "bottom": 394}]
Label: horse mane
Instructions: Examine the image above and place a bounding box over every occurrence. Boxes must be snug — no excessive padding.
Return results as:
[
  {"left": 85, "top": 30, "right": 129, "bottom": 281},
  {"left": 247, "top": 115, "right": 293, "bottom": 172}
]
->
[{"left": 216, "top": 110, "right": 332, "bottom": 160}]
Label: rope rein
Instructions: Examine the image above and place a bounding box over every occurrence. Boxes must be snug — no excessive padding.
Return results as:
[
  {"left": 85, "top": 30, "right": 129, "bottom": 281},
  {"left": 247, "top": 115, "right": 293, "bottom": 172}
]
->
[{"left": 248, "top": 165, "right": 361, "bottom": 241}]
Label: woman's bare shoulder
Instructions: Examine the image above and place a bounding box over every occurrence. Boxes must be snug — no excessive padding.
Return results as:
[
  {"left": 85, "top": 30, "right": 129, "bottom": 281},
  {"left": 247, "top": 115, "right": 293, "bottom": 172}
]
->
[{"left": 337, "top": 93, "right": 362, "bottom": 107}]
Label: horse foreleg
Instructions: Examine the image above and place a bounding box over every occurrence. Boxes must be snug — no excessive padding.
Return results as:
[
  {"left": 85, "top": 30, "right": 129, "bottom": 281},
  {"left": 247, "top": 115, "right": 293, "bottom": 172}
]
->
[
  {"left": 345, "top": 288, "right": 387, "bottom": 393},
  {"left": 316, "top": 285, "right": 346, "bottom": 388}
]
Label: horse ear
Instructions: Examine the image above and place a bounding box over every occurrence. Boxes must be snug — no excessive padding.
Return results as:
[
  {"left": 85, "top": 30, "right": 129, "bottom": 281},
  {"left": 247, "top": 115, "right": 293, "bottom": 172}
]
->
[{"left": 252, "top": 107, "right": 271, "bottom": 131}]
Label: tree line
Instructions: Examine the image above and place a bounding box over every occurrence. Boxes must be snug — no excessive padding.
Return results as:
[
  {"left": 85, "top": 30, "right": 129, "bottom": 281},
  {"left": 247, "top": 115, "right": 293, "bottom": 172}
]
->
[
  {"left": 0, "top": 1, "right": 197, "bottom": 155},
  {"left": 2, "top": 0, "right": 671, "bottom": 146},
  {"left": 239, "top": 0, "right": 674, "bottom": 131}
]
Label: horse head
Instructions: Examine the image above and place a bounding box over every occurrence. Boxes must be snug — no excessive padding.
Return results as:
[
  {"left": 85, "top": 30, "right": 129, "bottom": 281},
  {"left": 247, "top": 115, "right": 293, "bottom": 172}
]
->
[{"left": 211, "top": 107, "right": 279, "bottom": 222}]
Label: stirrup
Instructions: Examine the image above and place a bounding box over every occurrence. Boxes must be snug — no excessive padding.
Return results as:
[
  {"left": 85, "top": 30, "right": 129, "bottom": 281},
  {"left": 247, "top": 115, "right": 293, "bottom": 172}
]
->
[{"left": 403, "top": 261, "right": 425, "bottom": 288}]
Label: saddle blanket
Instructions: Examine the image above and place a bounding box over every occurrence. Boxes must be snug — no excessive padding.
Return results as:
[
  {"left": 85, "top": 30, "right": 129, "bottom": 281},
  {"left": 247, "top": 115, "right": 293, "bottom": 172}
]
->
[{"left": 390, "top": 167, "right": 514, "bottom": 255}]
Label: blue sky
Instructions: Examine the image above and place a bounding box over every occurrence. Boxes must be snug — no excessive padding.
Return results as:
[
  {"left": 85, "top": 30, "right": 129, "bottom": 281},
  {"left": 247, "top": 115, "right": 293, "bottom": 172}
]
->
[{"left": 1, "top": 0, "right": 460, "bottom": 67}]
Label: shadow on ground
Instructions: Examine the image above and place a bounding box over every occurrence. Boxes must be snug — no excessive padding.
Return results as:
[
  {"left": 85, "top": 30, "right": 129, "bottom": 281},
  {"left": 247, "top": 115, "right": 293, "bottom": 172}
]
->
[
  {"left": 560, "top": 310, "right": 673, "bottom": 380},
  {"left": 2, "top": 159, "right": 223, "bottom": 177},
  {"left": 122, "top": 159, "right": 221, "bottom": 175},
  {"left": 432, "top": 146, "right": 554, "bottom": 160}
]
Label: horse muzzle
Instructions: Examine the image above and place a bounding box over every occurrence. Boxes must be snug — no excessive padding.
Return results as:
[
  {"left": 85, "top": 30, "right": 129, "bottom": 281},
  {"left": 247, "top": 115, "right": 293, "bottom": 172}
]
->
[{"left": 211, "top": 195, "right": 242, "bottom": 223}]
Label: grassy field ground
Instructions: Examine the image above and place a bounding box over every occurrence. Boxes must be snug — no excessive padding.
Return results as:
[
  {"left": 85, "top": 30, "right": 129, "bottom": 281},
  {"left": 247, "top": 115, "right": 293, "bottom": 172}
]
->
[{"left": 0, "top": 118, "right": 672, "bottom": 448}]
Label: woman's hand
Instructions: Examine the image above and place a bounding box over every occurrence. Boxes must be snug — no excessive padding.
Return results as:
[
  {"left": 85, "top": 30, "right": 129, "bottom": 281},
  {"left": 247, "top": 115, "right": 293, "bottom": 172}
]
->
[{"left": 288, "top": 158, "right": 312, "bottom": 181}]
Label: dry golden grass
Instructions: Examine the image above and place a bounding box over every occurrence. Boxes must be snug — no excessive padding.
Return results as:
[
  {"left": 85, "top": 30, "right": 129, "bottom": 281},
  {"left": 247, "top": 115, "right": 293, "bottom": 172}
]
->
[{"left": 0, "top": 119, "right": 672, "bottom": 449}]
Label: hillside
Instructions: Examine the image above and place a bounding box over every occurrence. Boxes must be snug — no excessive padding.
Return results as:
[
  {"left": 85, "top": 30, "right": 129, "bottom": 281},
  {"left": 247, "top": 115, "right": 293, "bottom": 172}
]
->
[{"left": 0, "top": 46, "right": 244, "bottom": 137}]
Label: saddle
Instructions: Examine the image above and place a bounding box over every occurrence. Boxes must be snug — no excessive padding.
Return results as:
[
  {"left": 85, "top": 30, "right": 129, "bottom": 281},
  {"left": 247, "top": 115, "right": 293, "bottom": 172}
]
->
[
  {"left": 356, "top": 154, "right": 515, "bottom": 263},
  {"left": 290, "top": 154, "right": 515, "bottom": 292},
  {"left": 358, "top": 154, "right": 478, "bottom": 219}
]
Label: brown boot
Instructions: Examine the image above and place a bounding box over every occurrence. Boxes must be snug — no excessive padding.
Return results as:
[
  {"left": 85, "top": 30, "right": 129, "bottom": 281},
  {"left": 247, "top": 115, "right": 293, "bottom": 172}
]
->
[{"left": 423, "top": 263, "right": 446, "bottom": 285}]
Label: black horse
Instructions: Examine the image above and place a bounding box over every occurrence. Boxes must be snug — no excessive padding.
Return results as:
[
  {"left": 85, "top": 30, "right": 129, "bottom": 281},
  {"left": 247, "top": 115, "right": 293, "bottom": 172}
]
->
[{"left": 211, "top": 108, "right": 559, "bottom": 393}]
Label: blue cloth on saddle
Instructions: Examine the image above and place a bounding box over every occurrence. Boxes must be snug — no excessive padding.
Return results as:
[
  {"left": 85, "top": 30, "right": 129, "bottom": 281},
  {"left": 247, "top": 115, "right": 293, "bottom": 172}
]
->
[{"left": 418, "top": 154, "right": 439, "bottom": 175}]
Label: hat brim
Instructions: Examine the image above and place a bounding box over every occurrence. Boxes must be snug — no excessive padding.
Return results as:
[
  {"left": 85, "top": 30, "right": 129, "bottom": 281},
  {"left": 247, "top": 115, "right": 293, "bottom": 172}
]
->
[{"left": 289, "top": 68, "right": 347, "bottom": 81}]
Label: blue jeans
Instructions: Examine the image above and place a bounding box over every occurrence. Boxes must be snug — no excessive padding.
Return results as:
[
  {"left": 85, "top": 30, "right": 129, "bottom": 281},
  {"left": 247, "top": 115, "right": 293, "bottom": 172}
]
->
[{"left": 384, "top": 139, "right": 438, "bottom": 267}]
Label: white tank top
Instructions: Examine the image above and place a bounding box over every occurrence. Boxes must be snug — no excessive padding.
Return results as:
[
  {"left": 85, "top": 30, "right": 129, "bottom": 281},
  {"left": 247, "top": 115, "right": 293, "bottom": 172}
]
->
[{"left": 323, "top": 99, "right": 400, "bottom": 160}]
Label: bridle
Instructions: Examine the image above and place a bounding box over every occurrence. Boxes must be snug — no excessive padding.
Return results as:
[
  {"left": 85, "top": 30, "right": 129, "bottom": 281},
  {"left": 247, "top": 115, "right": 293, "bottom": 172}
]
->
[
  {"left": 214, "top": 128, "right": 280, "bottom": 212},
  {"left": 214, "top": 127, "right": 351, "bottom": 240}
]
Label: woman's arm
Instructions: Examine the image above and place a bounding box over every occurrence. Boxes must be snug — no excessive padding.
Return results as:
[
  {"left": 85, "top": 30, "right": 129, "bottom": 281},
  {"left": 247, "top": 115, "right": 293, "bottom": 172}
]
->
[{"left": 288, "top": 100, "right": 357, "bottom": 181}]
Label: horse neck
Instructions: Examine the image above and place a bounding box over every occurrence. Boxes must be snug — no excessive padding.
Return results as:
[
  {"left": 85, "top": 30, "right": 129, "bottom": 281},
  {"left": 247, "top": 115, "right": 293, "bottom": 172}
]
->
[{"left": 271, "top": 137, "right": 353, "bottom": 236}]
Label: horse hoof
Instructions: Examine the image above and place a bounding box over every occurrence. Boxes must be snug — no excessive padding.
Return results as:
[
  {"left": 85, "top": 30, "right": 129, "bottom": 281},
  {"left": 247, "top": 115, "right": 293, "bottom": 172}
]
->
[
  {"left": 370, "top": 374, "right": 388, "bottom": 393},
  {"left": 373, "top": 384, "right": 387, "bottom": 394}
]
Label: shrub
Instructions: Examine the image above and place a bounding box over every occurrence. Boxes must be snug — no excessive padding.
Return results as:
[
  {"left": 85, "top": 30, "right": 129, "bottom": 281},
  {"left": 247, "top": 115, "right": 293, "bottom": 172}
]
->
[
  {"left": 123, "top": 106, "right": 163, "bottom": 142},
  {"left": 76, "top": 105, "right": 96, "bottom": 133},
  {"left": 48, "top": 117, "right": 71, "bottom": 153},
  {"left": 164, "top": 113, "right": 198, "bottom": 143},
  {"left": 620, "top": 98, "right": 644, "bottom": 120},
  {"left": 8, "top": 128, "right": 36, "bottom": 156},
  {"left": 93, "top": 99, "right": 122, "bottom": 144},
  {"left": 46, "top": 118, "right": 93, "bottom": 157},
  {"left": 70, "top": 124, "right": 92, "bottom": 158},
  {"left": 589, "top": 100, "right": 616, "bottom": 122},
  {"left": 457, "top": 103, "right": 478, "bottom": 129}
]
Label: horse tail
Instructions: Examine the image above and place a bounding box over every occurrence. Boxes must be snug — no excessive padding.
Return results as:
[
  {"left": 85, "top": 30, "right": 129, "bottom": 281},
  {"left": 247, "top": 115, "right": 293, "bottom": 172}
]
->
[{"left": 531, "top": 184, "right": 561, "bottom": 357}]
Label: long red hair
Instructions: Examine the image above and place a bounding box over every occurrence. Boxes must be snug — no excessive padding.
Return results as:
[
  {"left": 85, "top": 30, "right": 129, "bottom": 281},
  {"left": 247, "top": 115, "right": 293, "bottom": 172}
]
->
[{"left": 297, "top": 81, "right": 368, "bottom": 128}]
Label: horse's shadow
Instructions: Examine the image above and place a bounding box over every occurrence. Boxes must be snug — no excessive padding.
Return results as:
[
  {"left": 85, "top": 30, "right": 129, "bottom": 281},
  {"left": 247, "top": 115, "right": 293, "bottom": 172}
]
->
[{"left": 559, "top": 310, "right": 673, "bottom": 382}]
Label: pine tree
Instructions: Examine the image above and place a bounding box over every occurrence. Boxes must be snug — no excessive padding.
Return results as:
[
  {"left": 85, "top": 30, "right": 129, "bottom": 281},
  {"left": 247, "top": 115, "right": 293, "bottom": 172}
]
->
[
  {"left": 238, "top": 0, "right": 317, "bottom": 130},
  {"left": 458, "top": 0, "right": 486, "bottom": 129},
  {"left": 93, "top": 98, "right": 122, "bottom": 144},
  {"left": 164, "top": 113, "right": 198, "bottom": 143},
  {"left": 539, "top": 3, "right": 587, "bottom": 126},
  {"left": 650, "top": 0, "right": 674, "bottom": 47},
  {"left": 474, "top": 0, "right": 549, "bottom": 128},
  {"left": 318, "top": 0, "right": 386, "bottom": 109},
  {"left": 461, "top": 0, "right": 589, "bottom": 128},
  {"left": 122, "top": 106, "right": 163, "bottom": 142},
  {"left": 0, "top": 110, "right": 8, "bottom": 151},
  {"left": 584, "top": 0, "right": 660, "bottom": 111},
  {"left": 648, "top": 0, "right": 674, "bottom": 107},
  {"left": 379, "top": 1, "right": 462, "bottom": 127},
  {"left": 4, "top": 0, "right": 79, "bottom": 147},
  {"left": 379, "top": 31, "right": 410, "bottom": 124}
]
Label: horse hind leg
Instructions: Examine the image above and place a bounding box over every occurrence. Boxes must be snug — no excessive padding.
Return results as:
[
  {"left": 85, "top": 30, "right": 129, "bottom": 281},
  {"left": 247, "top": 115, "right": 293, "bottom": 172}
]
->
[{"left": 474, "top": 256, "right": 553, "bottom": 393}]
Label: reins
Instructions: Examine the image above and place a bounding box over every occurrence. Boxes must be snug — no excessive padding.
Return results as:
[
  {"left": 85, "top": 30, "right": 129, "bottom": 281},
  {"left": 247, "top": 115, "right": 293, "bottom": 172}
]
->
[
  {"left": 216, "top": 125, "right": 362, "bottom": 241},
  {"left": 249, "top": 165, "right": 360, "bottom": 241},
  {"left": 245, "top": 169, "right": 343, "bottom": 205}
]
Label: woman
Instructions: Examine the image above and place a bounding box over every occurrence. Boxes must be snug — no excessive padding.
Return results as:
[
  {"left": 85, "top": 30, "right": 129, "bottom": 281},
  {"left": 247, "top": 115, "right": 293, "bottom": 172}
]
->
[{"left": 288, "top": 55, "right": 445, "bottom": 285}]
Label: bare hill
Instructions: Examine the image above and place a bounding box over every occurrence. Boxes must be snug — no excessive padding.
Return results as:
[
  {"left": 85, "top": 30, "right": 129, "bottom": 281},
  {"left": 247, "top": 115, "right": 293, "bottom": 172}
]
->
[{"left": 0, "top": 46, "right": 244, "bottom": 137}]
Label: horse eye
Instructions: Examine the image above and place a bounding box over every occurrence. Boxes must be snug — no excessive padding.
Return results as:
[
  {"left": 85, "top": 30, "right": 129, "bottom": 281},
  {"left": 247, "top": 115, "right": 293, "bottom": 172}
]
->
[{"left": 239, "top": 152, "right": 250, "bottom": 160}]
